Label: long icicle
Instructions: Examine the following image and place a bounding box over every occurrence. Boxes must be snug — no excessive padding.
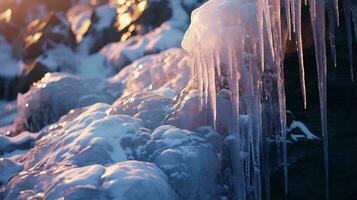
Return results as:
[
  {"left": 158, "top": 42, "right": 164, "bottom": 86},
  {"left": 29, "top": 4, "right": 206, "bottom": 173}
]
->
[
  {"left": 294, "top": 0, "right": 308, "bottom": 108},
  {"left": 344, "top": 0, "right": 355, "bottom": 81},
  {"left": 327, "top": 0, "right": 338, "bottom": 67},
  {"left": 273, "top": 0, "right": 289, "bottom": 195},
  {"left": 310, "top": 0, "right": 329, "bottom": 199}
]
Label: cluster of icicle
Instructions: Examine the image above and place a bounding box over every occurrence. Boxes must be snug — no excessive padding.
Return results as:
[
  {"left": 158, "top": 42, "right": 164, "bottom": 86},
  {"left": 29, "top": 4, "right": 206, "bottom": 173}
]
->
[{"left": 182, "top": 0, "right": 357, "bottom": 199}]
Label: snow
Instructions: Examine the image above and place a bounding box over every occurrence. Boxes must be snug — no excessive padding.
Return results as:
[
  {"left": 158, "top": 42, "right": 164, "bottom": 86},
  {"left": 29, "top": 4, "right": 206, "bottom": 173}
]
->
[
  {"left": 0, "top": 37, "right": 21, "bottom": 78},
  {"left": 12, "top": 73, "right": 114, "bottom": 133},
  {"left": 102, "top": 161, "right": 177, "bottom": 200},
  {"left": 109, "top": 92, "right": 173, "bottom": 130},
  {"left": 66, "top": 5, "right": 92, "bottom": 42},
  {"left": 0, "top": 100, "right": 222, "bottom": 199},
  {"left": 92, "top": 5, "right": 116, "bottom": 30},
  {"left": 2, "top": 161, "right": 176, "bottom": 200},
  {"left": 17, "top": 103, "right": 147, "bottom": 169},
  {"left": 101, "top": 23, "right": 184, "bottom": 73},
  {"left": 36, "top": 45, "right": 81, "bottom": 73},
  {"left": 0, "top": 0, "right": 355, "bottom": 199},
  {"left": 0, "top": 132, "right": 37, "bottom": 155},
  {"left": 109, "top": 48, "right": 190, "bottom": 97},
  {"left": 141, "top": 125, "right": 221, "bottom": 200},
  {"left": 288, "top": 120, "right": 321, "bottom": 141},
  {"left": 0, "top": 101, "right": 17, "bottom": 127},
  {"left": 0, "top": 158, "right": 23, "bottom": 185}
]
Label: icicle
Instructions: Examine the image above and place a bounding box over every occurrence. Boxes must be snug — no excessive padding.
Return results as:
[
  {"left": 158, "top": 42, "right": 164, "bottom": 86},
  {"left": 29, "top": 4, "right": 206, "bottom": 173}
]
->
[
  {"left": 207, "top": 51, "right": 217, "bottom": 128},
  {"left": 284, "top": 0, "right": 292, "bottom": 40},
  {"left": 334, "top": 0, "right": 340, "bottom": 26},
  {"left": 294, "top": 0, "right": 307, "bottom": 109},
  {"left": 310, "top": 0, "right": 329, "bottom": 199},
  {"left": 343, "top": 0, "right": 354, "bottom": 81},
  {"left": 327, "top": 0, "right": 338, "bottom": 67},
  {"left": 257, "top": 0, "right": 265, "bottom": 70},
  {"left": 310, "top": 0, "right": 317, "bottom": 20},
  {"left": 352, "top": 4, "right": 357, "bottom": 42}
]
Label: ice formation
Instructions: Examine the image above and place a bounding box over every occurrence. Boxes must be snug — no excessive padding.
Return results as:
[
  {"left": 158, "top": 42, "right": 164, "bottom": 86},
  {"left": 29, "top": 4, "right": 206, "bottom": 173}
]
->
[
  {"left": 0, "top": 102, "right": 221, "bottom": 200},
  {"left": 12, "top": 73, "right": 113, "bottom": 133},
  {"left": 182, "top": 0, "right": 356, "bottom": 199},
  {"left": 109, "top": 48, "right": 190, "bottom": 97}
]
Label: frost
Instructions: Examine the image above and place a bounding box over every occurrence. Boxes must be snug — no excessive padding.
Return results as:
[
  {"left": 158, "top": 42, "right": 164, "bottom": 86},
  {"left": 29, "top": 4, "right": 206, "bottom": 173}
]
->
[
  {"left": 109, "top": 92, "right": 173, "bottom": 130},
  {"left": 102, "top": 161, "right": 177, "bottom": 200},
  {"left": 0, "top": 132, "right": 37, "bottom": 155},
  {"left": 288, "top": 120, "right": 321, "bottom": 141},
  {"left": 12, "top": 73, "right": 113, "bottom": 133},
  {"left": 140, "top": 125, "right": 221, "bottom": 200},
  {"left": 109, "top": 48, "right": 190, "bottom": 97},
  {"left": 0, "top": 100, "right": 17, "bottom": 127},
  {"left": 0, "top": 158, "right": 23, "bottom": 185},
  {"left": 18, "top": 103, "right": 149, "bottom": 170},
  {"left": 0, "top": 37, "right": 20, "bottom": 78},
  {"left": 101, "top": 23, "right": 184, "bottom": 73},
  {"left": 1, "top": 102, "right": 221, "bottom": 200}
]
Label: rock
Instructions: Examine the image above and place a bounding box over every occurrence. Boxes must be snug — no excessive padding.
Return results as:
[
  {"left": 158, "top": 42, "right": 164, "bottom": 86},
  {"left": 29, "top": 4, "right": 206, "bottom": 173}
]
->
[
  {"left": 0, "top": 22, "right": 21, "bottom": 44},
  {"left": 22, "top": 12, "right": 76, "bottom": 63},
  {"left": 78, "top": 4, "right": 119, "bottom": 54},
  {"left": 66, "top": 4, "right": 93, "bottom": 43},
  {"left": 78, "top": 0, "right": 173, "bottom": 54}
]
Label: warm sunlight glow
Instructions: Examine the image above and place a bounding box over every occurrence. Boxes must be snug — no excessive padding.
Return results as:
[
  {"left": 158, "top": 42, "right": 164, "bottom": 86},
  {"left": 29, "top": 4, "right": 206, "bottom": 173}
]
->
[
  {"left": 25, "top": 32, "right": 43, "bottom": 46},
  {"left": 0, "top": 8, "right": 12, "bottom": 23}
]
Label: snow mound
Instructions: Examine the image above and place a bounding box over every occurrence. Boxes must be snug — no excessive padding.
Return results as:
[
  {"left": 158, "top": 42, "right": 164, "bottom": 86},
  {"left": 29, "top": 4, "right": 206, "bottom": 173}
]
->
[
  {"left": 109, "top": 92, "right": 173, "bottom": 130},
  {"left": 0, "top": 158, "right": 23, "bottom": 185},
  {"left": 109, "top": 48, "right": 190, "bottom": 97},
  {"left": 0, "top": 132, "right": 37, "bottom": 155},
  {"left": 36, "top": 45, "right": 81, "bottom": 73},
  {"left": 12, "top": 73, "right": 113, "bottom": 133},
  {"left": 19, "top": 103, "right": 150, "bottom": 170},
  {"left": 100, "top": 23, "right": 184, "bottom": 73},
  {"left": 0, "top": 100, "right": 17, "bottom": 127},
  {"left": 1, "top": 100, "right": 222, "bottom": 199},
  {"left": 0, "top": 36, "right": 20, "bottom": 78},
  {"left": 2, "top": 161, "right": 176, "bottom": 200},
  {"left": 140, "top": 125, "right": 221, "bottom": 200},
  {"left": 102, "top": 161, "right": 177, "bottom": 200},
  {"left": 165, "top": 86, "right": 233, "bottom": 133}
]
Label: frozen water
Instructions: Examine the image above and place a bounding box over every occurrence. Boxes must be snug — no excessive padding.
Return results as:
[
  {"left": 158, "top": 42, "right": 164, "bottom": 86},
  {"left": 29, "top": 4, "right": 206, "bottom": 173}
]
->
[
  {"left": 12, "top": 73, "right": 113, "bottom": 133},
  {"left": 0, "top": 101, "right": 17, "bottom": 127},
  {"left": 0, "top": 158, "right": 23, "bottom": 185},
  {"left": 0, "top": 100, "right": 222, "bottom": 200},
  {"left": 101, "top": 23, "right": 184, "bottom": 73},
  {"left": 102, "top": 161, "right": 177, "bottom": 200},
  {"left": 109, "top": 92, "right": 173, "bottom": 130},
  {"left": 17, "top": 103, "right": 149, "bottom": 169},
  {"left": 0, "top": 37, "right": 21, "bottom": 78},
  {"left": 0, "top": 132, "right": 37, "bottom": 155},
  {"left": 109, "top": 48, "right": 190, "bottom": 97},
  {"left": 140, "top": 125, "right": 221, "bottom": 200},
  {"left": 181, "top": 0, "right": 355, "bottom": 198},
  {"left": 2, "top": 160, "right": 176, "bottom": 200}
]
